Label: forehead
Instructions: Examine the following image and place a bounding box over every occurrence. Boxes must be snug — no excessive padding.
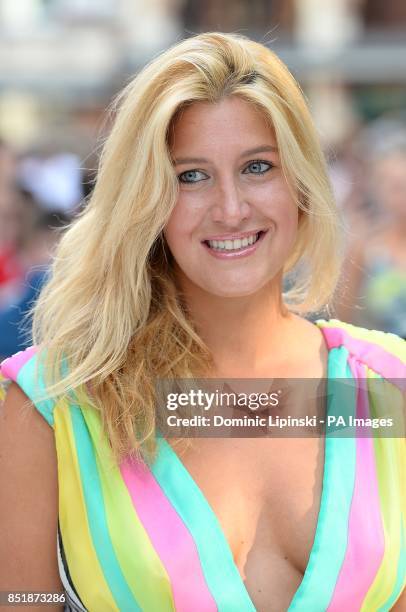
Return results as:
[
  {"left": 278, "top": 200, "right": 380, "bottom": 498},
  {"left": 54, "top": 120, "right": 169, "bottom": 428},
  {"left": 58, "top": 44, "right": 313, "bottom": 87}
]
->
[{"left": 169, "top": 97, "right": 276, "bottom": 153}]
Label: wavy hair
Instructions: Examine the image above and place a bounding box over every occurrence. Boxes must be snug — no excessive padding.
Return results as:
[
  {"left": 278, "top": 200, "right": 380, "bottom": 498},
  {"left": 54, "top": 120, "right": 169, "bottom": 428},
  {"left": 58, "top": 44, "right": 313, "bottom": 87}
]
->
[{"left": 32, "top": 32, "right": 342, "bottom": 463}]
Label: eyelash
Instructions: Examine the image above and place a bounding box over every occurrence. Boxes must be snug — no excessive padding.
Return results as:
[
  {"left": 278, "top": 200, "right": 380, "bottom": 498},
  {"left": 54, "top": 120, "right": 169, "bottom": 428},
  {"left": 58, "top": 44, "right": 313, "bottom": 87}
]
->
[
  {"left": 244, "top": 160, "right": 273, "bottom": 176},
  {"left": 177, "top": 159, "right": 274, "bottom": 184}
]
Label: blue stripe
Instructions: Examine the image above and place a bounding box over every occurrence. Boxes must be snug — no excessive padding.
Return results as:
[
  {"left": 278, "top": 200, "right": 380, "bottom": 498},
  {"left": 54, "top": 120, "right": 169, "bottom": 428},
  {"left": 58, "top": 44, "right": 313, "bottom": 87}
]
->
[
  {"left": 289, "top": 346, "right": 357, "bottom": 611},
  {"left": 70, "top": 404, "right": 141, "bottom": 611},
  {"left": 152, "top": 436, "right": 256, "bottom": 612}
]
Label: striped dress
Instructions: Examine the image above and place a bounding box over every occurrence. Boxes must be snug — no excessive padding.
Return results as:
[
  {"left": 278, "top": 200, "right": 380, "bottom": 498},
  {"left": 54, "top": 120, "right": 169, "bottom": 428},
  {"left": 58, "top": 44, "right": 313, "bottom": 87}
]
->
[{"left": 0, "top": 319, "right": 405, "bottom": 611}]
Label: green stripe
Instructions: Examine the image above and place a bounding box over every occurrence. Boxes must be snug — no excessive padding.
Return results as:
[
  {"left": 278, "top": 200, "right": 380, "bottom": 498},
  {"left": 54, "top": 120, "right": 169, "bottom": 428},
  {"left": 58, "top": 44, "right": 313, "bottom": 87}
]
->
[
  {"left": 379, "top": 524, "right": 406, "bottom": 611},
  {"left": 70, "top": 404, "right": 141, "bottom": 611},
  {"left": 81, "top": 407, "right": 175, "bottom": 611},
  {"left": 152, "top": 437, "right": 256, "bottom": 612},
  {"left": 363, "top": 373, "right": 404, "bottom": 610},
  {"left": 289, "top": 346, "right": 357, "bottom": 611},
  {"left": 16, "top": 353, "right": 54, "bottom": 427}
]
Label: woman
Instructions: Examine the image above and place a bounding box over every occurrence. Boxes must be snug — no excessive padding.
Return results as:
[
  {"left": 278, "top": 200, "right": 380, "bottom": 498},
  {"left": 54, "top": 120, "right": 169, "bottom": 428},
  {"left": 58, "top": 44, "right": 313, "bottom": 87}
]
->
[{"left": 0, "top": 32, "right": 404, "bottom": 611}]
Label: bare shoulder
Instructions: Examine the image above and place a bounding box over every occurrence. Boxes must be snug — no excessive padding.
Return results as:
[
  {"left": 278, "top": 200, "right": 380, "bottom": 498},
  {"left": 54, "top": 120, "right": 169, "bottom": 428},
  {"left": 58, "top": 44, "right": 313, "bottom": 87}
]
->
[
  {"left": 392, "top": 586, "right": 406, "bottom": 610},
  {"left": 286, "top": 315, "right": 329, "bottom": 378},
  {"left": 0, "top": 382, "right": 63, "bottom": 607}
]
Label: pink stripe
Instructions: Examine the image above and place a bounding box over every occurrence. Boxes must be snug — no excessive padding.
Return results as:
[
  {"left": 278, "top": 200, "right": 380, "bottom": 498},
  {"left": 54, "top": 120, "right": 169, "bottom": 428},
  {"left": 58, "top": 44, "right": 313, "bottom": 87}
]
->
[
  {"left": 327, "top": 358, "right": 385, "bottom": 611},
  {"left": 320, "top": 326, "right": 405, "bottom": 389},
  {"left": 120, "top": 456, "right": 217, "bottom": 612},
  {"left": 0, "top": 346, "right": 38, "bottom": 382}
]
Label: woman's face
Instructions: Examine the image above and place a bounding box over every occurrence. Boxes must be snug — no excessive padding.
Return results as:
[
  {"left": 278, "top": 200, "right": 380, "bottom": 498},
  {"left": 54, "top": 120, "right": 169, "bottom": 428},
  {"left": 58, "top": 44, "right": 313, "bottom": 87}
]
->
[{"left": 164, "top": 96, "right": 299, "bottom": 298}]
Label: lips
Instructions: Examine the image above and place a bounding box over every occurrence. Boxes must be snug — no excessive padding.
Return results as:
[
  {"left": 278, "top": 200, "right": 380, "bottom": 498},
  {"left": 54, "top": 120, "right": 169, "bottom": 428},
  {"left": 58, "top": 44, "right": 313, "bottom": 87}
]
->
[
  {"left": 202, "top": 228, "right": 267, "bottom": 242},
  {"left": 205, "top": 231, "right": 264, "bottom": 252},
  {"left": 202, "top": 229, "right": 268, "bottom": 258}
]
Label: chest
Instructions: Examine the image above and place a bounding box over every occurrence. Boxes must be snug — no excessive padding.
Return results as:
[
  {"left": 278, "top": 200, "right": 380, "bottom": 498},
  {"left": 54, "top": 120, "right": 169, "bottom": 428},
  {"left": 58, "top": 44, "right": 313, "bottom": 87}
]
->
[
  {"left": 173, "top": 437, "right": 325, "bottom": 611},
  {"left": 57, "top": 379, "right": 404, "bottom": 612}
]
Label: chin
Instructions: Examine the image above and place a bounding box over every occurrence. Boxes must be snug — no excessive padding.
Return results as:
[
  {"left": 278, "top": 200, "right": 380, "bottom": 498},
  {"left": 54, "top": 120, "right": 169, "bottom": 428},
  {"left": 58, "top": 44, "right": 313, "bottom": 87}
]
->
[{"left": 200, "top": 279, "right": 271, "bottom": 299}]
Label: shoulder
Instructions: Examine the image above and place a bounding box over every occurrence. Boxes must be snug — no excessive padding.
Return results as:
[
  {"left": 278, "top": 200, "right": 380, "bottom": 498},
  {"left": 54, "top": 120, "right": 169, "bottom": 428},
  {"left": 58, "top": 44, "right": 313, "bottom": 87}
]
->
[
  {"left": 316, "top": 318, "right": 405, "bottom": 380},
  {"left": 0, "top": 374, "right": 62, "bottom": 595},
  {"left": 0, "top": 346, "right": 55, "bottom": 428}
]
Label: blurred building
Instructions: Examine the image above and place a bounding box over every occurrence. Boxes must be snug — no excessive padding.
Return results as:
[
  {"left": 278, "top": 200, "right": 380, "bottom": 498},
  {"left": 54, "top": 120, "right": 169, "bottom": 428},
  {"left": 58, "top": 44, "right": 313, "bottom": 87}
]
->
[
  {"left": 0, "top": 0, "right": 405, "bottom": 153},
  {"left": 0, "top": 0, "right": 405, "bottom": 340}
]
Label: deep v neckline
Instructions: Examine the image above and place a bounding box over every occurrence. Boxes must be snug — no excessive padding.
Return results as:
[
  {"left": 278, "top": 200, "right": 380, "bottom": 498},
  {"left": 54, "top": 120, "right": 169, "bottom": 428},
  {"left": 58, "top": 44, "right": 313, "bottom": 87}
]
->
[{"left": 154, "top": 322, "right": 348, "bottom": 611}]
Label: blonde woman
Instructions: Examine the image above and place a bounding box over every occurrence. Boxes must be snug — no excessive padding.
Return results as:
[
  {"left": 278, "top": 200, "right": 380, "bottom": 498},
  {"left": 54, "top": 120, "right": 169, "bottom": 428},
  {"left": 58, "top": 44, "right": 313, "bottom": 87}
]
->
[{"left": 0, "top": 33, "right": 404, "bottom": 612}]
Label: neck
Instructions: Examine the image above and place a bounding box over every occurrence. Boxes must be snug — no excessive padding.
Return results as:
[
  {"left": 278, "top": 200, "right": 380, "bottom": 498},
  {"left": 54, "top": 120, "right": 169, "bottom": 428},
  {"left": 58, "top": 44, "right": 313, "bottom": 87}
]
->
[{"left": 176, "top": 271, "right": 296, "bottom": 377}]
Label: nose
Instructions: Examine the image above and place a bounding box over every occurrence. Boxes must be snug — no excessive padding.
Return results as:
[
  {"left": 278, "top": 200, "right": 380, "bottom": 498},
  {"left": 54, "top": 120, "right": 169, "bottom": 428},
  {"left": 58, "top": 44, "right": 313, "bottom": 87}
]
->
[{"left": 210, "top": 177, "right": 251, "bottom": 226}]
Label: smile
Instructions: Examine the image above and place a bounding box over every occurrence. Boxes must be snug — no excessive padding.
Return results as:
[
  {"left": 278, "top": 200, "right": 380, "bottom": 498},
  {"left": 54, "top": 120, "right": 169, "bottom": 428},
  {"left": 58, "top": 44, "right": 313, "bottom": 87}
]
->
[
  {"left": 202, "top": 230, "right": 268, "bottom": 259},
  {"left": 204, "top": 230, "right": 267, "bottom": 252},
  {"left": 205, "top": 231, "right": 262, "bottom": 252}
]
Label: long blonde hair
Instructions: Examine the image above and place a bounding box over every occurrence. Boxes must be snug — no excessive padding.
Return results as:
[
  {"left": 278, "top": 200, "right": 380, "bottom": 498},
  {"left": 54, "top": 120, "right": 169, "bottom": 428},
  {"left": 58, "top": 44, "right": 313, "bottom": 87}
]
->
[{"left": 33, "top": 32, "right": 341, "bottom": 463}]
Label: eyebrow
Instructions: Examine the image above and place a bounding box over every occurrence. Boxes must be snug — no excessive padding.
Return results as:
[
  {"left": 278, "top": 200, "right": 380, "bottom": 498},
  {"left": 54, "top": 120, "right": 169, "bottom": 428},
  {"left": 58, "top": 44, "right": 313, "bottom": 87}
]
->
[{"left": 172, "top": 145, "right": 278, "bottom": 165}]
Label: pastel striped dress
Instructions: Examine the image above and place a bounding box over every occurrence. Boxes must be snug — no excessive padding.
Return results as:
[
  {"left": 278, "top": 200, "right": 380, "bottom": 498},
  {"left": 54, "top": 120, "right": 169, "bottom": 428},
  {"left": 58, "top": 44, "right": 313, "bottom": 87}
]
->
[{"left": 0, "top": 320, "right": 405, "bottom": 611}]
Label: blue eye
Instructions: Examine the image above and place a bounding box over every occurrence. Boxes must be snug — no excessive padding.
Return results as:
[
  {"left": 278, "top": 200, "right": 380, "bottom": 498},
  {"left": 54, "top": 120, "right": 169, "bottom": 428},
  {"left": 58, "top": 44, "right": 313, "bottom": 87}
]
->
[
  {"left": 244, "top": 160, "right": 273, "bottom": 175},
  {"left": 178, "top": 169, "right": 208, "bottom": 184}
]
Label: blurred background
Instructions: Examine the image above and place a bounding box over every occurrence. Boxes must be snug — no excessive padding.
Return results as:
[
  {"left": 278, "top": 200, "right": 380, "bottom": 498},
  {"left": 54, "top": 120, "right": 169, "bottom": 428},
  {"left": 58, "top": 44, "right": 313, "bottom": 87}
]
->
[{"left": 0, "top": 0, "right": 405, "bottom": 358}]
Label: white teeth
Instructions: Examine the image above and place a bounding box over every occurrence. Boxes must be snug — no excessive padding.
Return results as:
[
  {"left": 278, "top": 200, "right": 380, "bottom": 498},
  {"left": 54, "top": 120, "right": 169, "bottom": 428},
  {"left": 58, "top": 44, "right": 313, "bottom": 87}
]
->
[{"left": 207, "top": 232, "right": 261, "bottom": 251}]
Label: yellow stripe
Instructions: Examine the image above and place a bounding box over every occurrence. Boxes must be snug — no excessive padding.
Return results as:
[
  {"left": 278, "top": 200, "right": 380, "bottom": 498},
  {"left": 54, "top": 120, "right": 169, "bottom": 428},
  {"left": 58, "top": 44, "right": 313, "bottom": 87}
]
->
[
  {"left": 81, "top": 406, "right": 175, "bottom": 611},
  {"left": 54, "top": 401, "right": 119, "bottom": 611},
  {"left": 319, "top": 319, "right": 406, "bottom": 362},
  {"left": 361, "top": 371, "right": 405, "bottom": 610},
  {"left": 0, "top": 374, "right": 7, "bottom": 402}
]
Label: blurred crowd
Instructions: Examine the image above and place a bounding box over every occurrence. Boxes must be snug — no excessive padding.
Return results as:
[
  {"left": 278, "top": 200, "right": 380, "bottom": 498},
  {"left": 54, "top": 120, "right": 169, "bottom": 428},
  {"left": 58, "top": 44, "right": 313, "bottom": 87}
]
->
[
  {"left": 0, "top": 115, "right": 405, "bottom": 360},
  {"left": 0, "top": 140, "right": 88, "bottom": 359},
  {"left": 331, "top": 117, "right": 406, "bottom": 339}
]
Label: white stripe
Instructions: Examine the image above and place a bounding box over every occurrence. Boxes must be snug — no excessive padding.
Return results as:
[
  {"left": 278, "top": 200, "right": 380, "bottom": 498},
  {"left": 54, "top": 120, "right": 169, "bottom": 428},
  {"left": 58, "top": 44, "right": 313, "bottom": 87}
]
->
[{"left": 57, "top": 531, "right": 87, "bottom": 612}]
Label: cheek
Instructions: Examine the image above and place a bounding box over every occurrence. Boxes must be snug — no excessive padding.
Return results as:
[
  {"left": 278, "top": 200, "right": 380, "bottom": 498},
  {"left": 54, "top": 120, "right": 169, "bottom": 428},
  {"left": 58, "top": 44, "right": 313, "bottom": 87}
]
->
[
  {"left": 287, "top": 207, "right": 299, "bottom": 234},
  {"left": 272, "top": 202, "right": 300, "bottom": 257},
  {"left": 271, "top": 194, "right": 299, "bottom": 237},
  {"left": 163, "top": 200, "right": 198, "bottom": 254},
  {"left": 259, "top": 179, "right": 298, "bottom": 221}
]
